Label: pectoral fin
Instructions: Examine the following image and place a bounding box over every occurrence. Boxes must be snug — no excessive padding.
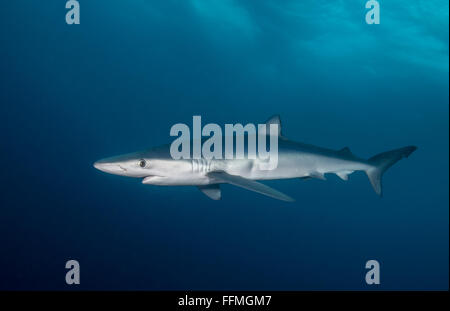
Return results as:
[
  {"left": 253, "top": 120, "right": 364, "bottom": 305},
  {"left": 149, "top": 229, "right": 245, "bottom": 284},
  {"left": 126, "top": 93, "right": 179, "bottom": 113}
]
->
[
  {"left": 207, "top": 171, "right": 294, "bottom": 202},
  {"left": 198, "top": 184, "right": 221, "bottom": 200}
]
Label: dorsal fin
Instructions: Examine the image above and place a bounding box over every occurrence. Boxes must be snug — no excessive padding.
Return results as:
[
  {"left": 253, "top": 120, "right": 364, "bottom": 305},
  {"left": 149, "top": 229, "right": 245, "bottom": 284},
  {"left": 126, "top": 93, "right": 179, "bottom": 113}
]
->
[
  {"left": 338, "top": 147, "right": 353, "bottom": 157},
  {"left": 264, "top": 115, "right": 283, "bottom": 137}
]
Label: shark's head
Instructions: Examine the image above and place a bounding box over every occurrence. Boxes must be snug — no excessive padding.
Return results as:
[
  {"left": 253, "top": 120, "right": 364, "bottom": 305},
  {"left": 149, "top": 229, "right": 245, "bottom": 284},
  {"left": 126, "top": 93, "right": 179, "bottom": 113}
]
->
[
  {"left": 93, "top": 151, "right": 152, "bottom": 178},
  {"left": 93, "top": 147, "right": 194, "bottom": 185}
]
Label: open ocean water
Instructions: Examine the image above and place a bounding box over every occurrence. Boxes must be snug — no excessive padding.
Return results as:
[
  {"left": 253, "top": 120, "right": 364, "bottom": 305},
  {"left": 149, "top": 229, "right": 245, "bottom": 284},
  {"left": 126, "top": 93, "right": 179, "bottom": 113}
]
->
[{"left": 0, "top": 0, "right": 448, "bottom": 290}]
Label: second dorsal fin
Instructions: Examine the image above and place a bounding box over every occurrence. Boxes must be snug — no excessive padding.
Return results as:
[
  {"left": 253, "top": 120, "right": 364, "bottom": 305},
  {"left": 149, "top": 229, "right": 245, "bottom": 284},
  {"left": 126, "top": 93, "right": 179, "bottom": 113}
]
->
[{"left": 338, "top": 147, "right": 353, "bottom": 157}]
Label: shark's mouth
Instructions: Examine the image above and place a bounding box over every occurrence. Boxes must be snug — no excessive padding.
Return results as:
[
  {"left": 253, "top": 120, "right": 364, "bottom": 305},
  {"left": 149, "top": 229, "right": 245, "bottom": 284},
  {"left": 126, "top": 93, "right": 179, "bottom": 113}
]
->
[{"left": 142, "top": 175, "right": 164, "bottom": 184}]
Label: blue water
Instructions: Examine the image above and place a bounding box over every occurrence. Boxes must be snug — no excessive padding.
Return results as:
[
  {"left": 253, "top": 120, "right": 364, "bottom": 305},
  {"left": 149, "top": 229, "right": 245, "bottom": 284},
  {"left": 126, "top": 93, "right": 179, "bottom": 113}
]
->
[{"left": 0, "top": 0, "right": 448, "bottom": 290}]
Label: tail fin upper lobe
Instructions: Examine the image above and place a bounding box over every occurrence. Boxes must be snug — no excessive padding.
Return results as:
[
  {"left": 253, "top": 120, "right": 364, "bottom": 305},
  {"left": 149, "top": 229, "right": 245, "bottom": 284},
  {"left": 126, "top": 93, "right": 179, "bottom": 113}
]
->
[{"left": 365, "top": 146, "right": 417, "bottom": 196}]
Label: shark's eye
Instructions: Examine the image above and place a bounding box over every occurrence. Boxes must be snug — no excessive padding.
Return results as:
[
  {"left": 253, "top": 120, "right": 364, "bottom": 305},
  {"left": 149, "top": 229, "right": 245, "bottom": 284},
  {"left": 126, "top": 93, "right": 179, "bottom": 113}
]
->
[{"left": 139, "top": 159, "right": 146, "bottom": 168}]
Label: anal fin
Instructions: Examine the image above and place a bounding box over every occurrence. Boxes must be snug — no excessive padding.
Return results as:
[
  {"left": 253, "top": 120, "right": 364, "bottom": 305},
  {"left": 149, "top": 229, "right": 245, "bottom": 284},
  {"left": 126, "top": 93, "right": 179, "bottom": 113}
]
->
[{"left": 336, "top": 170, "right": 353, "bottom": 181}]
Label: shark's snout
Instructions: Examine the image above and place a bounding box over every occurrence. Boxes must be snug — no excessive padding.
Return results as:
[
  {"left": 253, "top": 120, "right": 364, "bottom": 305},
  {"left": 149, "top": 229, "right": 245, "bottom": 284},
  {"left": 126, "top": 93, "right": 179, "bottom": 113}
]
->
[{"left": 93, "top": 159, "right": 127, "bottom": 175}]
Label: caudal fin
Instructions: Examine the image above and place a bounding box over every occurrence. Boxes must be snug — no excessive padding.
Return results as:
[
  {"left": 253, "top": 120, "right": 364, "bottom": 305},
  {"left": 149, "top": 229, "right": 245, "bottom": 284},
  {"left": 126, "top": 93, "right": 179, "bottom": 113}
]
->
[{"left": 365, "top": 146, "right": 417, "bottom": 196}]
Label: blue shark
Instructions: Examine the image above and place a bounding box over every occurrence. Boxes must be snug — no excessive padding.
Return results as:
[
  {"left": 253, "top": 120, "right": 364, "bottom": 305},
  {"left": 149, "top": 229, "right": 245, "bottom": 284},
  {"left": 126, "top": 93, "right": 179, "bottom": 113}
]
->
[{"left": 94, "top": 116, "right": 417, "bottom": 201}]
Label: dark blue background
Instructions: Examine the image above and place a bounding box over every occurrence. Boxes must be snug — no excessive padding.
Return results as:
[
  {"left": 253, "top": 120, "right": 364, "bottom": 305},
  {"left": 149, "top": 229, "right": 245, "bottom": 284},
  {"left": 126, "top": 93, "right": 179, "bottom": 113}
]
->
[{"left": 0, "top": 0, "right": 448, "bottom": 290}]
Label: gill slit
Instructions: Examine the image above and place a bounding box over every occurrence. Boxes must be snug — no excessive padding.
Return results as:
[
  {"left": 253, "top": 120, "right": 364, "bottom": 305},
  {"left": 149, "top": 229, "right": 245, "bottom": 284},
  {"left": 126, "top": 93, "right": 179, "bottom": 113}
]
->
[{"left": 191, "top": 159, "right": 212, "bottom": 173}]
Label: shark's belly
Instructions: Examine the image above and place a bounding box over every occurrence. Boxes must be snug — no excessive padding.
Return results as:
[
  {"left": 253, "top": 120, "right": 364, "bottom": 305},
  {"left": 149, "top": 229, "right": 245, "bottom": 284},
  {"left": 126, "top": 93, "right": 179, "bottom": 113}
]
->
[
  {"left": 217, "top": 152, "right": 366, "bottom": 181},
  {"left": 143, "top": 174, "right": 211, "bottom": 186},
  {"left": 217, "top": 154, "right": 311, "bottom": 180},
  {"left": 249, "top": 155, "right": 312, "bottom": 180}
]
